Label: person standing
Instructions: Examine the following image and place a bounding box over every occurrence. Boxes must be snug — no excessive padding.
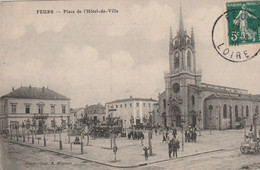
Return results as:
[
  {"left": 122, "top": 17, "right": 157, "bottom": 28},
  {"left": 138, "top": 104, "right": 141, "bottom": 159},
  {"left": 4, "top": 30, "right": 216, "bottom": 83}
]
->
[
  {"left": 143, "top": 146, "right": 149, "bottom": 160},
  {"left": 168, "top": 139, "right": 173, "bottom": 158},
  {"left": 162, "top": 133, "right": 167, "bottom": 142},
  {"left": 172, "top": 138, "right": 178, "bottom": 158}
]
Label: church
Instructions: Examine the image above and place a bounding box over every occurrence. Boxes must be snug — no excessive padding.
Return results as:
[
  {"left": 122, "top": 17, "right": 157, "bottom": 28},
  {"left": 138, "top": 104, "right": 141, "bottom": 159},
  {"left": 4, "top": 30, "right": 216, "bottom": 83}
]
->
[{"left": 158, "top": 8, "right": 260, "bottom": 130}]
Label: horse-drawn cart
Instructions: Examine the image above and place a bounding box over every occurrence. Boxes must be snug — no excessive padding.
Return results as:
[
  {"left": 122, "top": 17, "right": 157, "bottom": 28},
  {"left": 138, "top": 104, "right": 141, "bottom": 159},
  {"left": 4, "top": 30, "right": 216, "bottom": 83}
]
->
[{"left": 240, "top": 139, "right": 260, "bottom": 154}]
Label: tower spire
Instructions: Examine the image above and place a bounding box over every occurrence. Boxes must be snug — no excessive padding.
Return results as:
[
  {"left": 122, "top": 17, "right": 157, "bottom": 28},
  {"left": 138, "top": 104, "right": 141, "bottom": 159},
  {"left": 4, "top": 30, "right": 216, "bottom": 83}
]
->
[
  {"left": 169, "top": 27, "right": 173, "bottom": 54},
  {"left": 169, "top": 27, "right": 173, "bottom": 41},
  {"left": 191, "top": 26, "right": 195, "bottom": 48},
  {"left": 179, "top": 5, "right": 184, "bottom": 32}
]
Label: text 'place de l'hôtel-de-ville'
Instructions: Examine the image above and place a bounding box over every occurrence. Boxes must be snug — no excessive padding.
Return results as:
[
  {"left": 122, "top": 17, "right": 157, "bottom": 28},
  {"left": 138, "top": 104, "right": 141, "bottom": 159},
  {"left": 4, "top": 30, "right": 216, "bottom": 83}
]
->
[{"left": 0, "top": 8, "right": 260, "bottom": 134}]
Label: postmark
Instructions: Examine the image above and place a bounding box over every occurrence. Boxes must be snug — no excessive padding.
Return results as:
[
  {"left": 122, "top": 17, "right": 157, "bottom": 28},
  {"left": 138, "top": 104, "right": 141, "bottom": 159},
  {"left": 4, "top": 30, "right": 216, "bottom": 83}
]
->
[{"left": 212, "top": 1, "right": 260, "bottom": 62}]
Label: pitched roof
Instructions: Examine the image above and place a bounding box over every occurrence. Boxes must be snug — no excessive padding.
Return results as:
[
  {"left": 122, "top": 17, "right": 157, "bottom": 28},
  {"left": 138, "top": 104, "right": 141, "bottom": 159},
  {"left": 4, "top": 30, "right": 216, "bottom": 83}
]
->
[
  {"left": 1, "top": 86, "right": 70, "bottom": 100},
  {"left": 71, "top": 108, "right": 84, "bottom": 113},
  {"left": 205, "top": 93, "right": 260, "bottom": 102},
  {"left": 188, "top": 83, "right": 248, "bottom": 95},
  {"left": 86, "top": 104, "right": 105, "bottom": 109},
  {"left": 106, "top": 97, "right": 157, "bottom": 104}
]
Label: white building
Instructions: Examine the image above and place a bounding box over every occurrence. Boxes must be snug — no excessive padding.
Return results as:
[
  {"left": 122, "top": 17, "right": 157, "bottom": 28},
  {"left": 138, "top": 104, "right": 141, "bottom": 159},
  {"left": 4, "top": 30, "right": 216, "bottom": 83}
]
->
[
  {"left": 70, "top": 108, "right": 85, "bottom": 125},
  {"left": 0, "top": 86, "right": 70, "bottom": 133},
  {"left": 105, "top": 96, "right": 157, "bottom": 128}
]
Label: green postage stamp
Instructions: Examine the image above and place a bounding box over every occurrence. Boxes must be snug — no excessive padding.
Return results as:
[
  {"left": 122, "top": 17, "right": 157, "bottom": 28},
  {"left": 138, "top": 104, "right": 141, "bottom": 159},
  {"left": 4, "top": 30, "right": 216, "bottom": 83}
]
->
[
  {"left": 212, "top": 0, "right": 259, "bottom": 62},
  {"left": 226, "top": 1, "right": 260, "bottom": 46}
]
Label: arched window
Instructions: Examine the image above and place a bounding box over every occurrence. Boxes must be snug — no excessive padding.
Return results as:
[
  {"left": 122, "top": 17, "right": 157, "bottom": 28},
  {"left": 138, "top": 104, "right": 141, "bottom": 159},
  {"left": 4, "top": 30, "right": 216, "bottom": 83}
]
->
[
  {"left": 223, "top": 104, "right": 227, "bottom": 119},
  {"left": 174, "top": 52, "right": 179, "bottom": 69},
  {"left": 187, "top": 51, "right": 191, "bottom": 68},
  {"left": 191, "top": 95, "right": 195, "bottom": 105},
  {"left": 235, "top": 105, "right": 238, "bottom": 121},
  {"left": 246, "top": 105, "right": 249, "bottom": 117},
  {"left": 163, "top": 99, "right": 166, "bottom": 109},
  {"left": 255, "top": 105, "right": 259, "bottom": 115}
]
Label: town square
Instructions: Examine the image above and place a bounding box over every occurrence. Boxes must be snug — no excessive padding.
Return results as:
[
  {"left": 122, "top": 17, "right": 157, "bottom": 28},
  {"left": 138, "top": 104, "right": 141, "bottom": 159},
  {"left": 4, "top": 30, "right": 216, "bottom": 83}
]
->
[{"left": 0, "top": 0, "right": 260, "bottom": 169}]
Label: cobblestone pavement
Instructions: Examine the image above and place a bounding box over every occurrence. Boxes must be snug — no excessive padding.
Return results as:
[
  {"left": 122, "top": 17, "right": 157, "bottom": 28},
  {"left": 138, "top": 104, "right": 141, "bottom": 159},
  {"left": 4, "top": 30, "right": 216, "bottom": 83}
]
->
[
  {"left": 1, "top": 128, "right": 260, "bottom": 169},
  {"left": 0, "top": 140, "right": 113, "bottom": 170}
]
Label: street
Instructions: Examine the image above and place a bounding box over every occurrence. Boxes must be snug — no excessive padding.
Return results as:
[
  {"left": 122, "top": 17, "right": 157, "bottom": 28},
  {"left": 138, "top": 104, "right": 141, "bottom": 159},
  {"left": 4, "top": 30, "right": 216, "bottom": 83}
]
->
[
  {"left": 1, "top": 128, "right": 260, "bottom": 170},
  {"left": 0, "top": 140, "right": 112, "bottom": 170}
]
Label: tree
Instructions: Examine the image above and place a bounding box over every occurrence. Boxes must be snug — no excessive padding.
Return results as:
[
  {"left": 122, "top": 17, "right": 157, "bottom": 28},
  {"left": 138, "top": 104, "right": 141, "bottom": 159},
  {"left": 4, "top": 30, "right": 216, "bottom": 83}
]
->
[{"left": 130, "top": 115, "right": 134, "bottom": 128}]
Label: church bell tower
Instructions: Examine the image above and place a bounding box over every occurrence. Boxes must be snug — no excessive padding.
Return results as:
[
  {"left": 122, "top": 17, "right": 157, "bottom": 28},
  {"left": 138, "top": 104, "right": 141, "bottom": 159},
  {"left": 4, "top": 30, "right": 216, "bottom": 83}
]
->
[{"left": 164, "top": 6, "right": 201, "bottom": 128}]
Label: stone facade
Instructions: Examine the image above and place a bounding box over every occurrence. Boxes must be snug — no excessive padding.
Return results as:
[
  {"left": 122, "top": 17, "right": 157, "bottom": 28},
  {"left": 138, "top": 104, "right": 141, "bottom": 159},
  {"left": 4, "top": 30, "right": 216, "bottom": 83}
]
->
[
  {"left": 70, "top": 108, "right": 85, "bottom": 125},
  {"left": 158, "top": 7, "right": 260, "bottom": 130},
  {"left": 0, "top": 86, "right": 70, "bottom": 133},
  {"left": 85, "top": 103, "right": 106, "bottom": 123},
  {"left": 105, "top": 96, "right": 157, "bottom": 128}
]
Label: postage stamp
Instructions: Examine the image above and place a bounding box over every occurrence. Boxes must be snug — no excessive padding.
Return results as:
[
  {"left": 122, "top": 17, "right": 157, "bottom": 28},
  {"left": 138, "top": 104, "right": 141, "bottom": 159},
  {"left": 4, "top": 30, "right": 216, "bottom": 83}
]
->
[
  {"left": 212, "top": 0, "right": 260, "bottom": 62},
  {"left": 226, "top": 1, "right": 260, "bottom": 46}
]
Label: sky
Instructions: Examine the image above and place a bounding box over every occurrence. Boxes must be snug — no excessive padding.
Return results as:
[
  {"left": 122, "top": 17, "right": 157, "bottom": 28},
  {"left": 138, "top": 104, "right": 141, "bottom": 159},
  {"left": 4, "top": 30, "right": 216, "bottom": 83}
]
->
[{"left": 0, "top": 0, "right": 260, "bottom": 108}]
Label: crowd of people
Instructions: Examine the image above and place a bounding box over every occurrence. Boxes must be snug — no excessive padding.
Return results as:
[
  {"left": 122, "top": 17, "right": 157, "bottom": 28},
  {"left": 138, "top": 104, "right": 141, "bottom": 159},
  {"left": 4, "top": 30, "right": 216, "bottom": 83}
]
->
[
  {"left": 128, "top": 131, "right": 144, "bottom": 140},
  {"left": 185, "top": 126, "right": 197, "bottom": 142}
]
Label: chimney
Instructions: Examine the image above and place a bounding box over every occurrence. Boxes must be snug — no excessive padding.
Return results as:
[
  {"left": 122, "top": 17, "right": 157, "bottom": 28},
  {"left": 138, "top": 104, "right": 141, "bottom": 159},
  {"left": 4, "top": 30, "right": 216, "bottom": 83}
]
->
[
  {"left": 29, "top": 85, "right": 32, "bottom": 89},
  {"left": 130, "top": 95, "right": 132, "bottom": 99},
  {"left": 12, "top": 87, "right": 14, "bottom": 91},
  {"left": 42, "top": 86, "right": 45, "bottom": 93}
]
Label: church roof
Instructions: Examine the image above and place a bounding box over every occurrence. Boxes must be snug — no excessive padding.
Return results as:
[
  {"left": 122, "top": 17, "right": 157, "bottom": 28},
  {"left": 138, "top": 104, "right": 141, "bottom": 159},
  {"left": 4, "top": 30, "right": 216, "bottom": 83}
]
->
[
  {"left": 188, "top": 83, "right": 248, "bottom": 95},
  {"left": 205, "top": 93, "right": 260, "bottom": 102},
  {"left": 1, "top": 86, "right": 70, "bottom": 100}
]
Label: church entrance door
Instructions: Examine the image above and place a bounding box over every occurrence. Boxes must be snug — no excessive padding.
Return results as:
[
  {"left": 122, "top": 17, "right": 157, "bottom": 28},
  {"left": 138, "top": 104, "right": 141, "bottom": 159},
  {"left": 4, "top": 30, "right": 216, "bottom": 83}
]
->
[{"left": 169, "top": 106, "right": 181, "bottom": 127}]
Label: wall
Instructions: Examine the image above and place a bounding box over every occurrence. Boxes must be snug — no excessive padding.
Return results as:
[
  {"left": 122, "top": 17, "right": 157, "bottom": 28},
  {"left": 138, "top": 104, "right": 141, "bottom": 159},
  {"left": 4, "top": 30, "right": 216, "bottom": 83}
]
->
[{"left": 0, "top": 97, "right": 70, "bottom": 132}]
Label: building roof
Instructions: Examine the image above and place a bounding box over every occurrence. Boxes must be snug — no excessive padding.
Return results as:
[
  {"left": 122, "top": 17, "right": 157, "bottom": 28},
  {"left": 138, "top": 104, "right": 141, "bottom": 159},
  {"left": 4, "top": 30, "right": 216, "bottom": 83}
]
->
[
  {"left": 106, "top": 97, "right": 157, "bottom": 104},
  {"left": 188, "top": 83, "right": 248, "bottom": 95},
  {"left": 205, "top": 93, "right": 260, "bottom": 102},
  {"left": 1, "top": 86, "right": 70, "bottom": 100},
  {"left": 86, "top": 104, "right": 105, "bottom": 109},
  {"left": 70, "top": 108, "right": 84, "bottom": 113}
]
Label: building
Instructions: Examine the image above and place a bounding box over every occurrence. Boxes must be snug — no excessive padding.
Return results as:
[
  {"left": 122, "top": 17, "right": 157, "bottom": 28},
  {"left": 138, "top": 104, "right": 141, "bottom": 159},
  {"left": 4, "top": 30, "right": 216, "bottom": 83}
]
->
[
  {"left": 70, "top": 107, "right": 85, "bottom": 125},
  {"left": 105, "top": 96, "right": 157, "bottom": 128},
  {"left": 158, "top": 7, "right": 260, "bottom": 130},
  {"left": 85, "top": 103, "right": 106, "bottom": 123},
  {"left": 0, "top": 86, "right": 70, "bottom": 133}
]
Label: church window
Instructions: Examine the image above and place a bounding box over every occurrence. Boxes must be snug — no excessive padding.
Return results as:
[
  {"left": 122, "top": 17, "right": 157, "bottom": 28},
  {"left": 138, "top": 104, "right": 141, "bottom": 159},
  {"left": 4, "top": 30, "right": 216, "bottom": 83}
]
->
[
  {"left": 187, "top": 51, "right": 191, "bottom": 68},
  {"left": 223, "top": 104, "right": 227, "bottom": 119},
  {"left": 255, "top": 105, "right": 258, "bottom": 115},
  {"left": 235, "top": 105, "right": 238, "bottom": 121},
  {"left": 163, "top": 99, "right": 166, "bottom": 109},
  {"left": 246, "top": 106, "right": 249, "bottom": 118},
  {"left": 174, "top": 52, "right": 179, "bottom": 69},
  {"left": 191, "top": 95, "right": 195, "bottom": 106}
]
